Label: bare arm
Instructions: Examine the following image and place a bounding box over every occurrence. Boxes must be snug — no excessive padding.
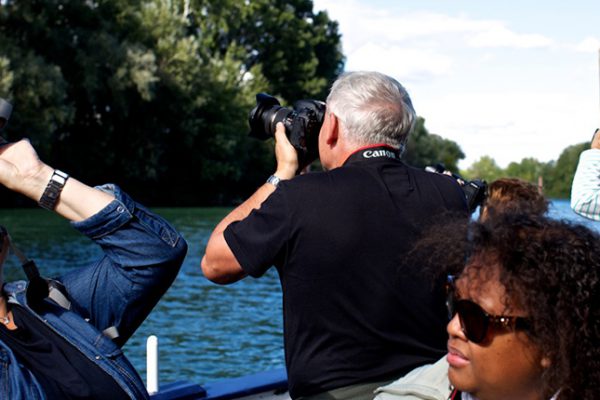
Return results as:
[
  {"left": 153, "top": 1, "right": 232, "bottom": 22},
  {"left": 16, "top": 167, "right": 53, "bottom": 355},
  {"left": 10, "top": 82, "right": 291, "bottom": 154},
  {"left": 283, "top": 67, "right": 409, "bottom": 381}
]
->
[
  {"left": 0, "top": 139, "right": 113, "bottom": 221},
  {"left": 201, "top": 123, "right": 298, "bottom": 284}
]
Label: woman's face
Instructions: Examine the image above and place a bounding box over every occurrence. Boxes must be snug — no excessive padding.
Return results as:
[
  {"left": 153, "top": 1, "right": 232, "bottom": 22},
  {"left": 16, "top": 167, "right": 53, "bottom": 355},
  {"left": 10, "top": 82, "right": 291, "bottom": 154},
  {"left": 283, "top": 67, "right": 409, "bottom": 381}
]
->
[{"left": 446, "top": 265, "right": 546, "bottom": 400}]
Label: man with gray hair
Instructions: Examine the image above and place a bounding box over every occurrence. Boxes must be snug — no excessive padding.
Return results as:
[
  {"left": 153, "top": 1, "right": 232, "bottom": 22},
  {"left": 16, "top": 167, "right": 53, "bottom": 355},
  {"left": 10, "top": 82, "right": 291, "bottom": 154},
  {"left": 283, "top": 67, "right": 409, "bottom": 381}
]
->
[{"left": 202, "top": 71, "right": 467, "bottom": 399}]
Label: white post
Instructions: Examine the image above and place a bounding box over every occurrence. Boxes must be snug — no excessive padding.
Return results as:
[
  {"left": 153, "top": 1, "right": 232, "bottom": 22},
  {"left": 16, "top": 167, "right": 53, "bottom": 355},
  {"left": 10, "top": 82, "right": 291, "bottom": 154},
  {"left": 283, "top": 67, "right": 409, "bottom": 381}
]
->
[{"left": 146, "top": 335, "right": 159, "bottom": 394}]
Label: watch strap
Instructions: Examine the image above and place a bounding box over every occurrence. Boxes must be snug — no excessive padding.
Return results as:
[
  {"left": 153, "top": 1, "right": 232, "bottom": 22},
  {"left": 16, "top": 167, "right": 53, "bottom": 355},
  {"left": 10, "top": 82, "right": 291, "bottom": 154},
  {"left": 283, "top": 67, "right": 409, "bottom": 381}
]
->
[
  {"left": 266, "top": 175, "right": 282, "bottom": 188},
  {"left": 39, "top": 169, "right": 69, "bottom": 210}
]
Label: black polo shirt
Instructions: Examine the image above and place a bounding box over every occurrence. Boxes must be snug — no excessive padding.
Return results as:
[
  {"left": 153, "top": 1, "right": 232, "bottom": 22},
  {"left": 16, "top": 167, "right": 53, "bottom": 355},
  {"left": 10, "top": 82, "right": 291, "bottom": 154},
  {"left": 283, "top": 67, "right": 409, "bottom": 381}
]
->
[{"left": 224, "top": 145, "right": 468, "bottom": 398}]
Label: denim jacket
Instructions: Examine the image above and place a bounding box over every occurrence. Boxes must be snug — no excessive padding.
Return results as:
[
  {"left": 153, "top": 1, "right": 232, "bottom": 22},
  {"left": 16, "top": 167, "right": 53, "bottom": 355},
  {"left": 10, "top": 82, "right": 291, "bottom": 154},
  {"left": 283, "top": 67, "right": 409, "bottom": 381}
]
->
[{"left": 0, "top": 184, "right": 187, "bottom": 399}]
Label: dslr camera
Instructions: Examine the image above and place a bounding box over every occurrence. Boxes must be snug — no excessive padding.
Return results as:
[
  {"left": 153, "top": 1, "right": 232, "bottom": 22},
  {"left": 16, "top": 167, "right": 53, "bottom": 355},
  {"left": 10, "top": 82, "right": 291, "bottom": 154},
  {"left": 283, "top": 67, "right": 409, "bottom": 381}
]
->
[
  {"left": 426, "top": 163, "right": 487, "bottom": 213},
  {"left": 248, "top": 93, "right": 326, "bottom": 170},
  {"left": 0, "top": 97, "right": 12, "bottom": 132}
]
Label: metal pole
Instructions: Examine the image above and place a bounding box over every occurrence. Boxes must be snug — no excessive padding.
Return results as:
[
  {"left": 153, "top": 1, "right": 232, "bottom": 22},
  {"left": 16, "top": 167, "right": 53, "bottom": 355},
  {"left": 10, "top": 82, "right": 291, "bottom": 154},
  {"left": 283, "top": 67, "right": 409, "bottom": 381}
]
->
[{"left": 147, "top": 335, "right": 159, "bottom": 394}]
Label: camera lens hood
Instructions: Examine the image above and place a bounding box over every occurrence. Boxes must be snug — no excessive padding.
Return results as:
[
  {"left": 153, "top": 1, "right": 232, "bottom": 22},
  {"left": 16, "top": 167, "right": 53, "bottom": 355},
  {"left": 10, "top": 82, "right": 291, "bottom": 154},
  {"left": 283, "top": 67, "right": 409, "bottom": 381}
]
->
[{"left": 248, "top": 93, "right": 283, "bottom": 140}]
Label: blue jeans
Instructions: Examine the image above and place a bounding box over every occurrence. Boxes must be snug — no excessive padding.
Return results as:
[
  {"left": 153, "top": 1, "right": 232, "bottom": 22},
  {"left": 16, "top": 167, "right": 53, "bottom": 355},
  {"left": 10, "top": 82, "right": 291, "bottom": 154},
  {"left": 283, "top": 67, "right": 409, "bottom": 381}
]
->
[{"left": 0, "top": 184, "right": 187, "bottom": 399}]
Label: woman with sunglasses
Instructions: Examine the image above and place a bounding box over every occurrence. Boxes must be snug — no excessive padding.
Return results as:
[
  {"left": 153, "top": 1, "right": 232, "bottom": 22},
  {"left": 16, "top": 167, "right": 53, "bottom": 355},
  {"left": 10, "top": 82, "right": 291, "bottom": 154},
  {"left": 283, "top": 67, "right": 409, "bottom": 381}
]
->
[
  {"left": 376, "top": 213, "right": 600, "bottom": 400},
  {"left": 446, "top": 213, "right": 600, "bottom": 400}
]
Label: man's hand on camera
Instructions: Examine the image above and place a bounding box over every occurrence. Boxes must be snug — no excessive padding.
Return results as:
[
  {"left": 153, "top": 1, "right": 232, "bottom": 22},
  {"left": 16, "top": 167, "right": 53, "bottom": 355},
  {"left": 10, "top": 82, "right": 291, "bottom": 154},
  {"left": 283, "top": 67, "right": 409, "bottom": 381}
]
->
[{"left": 274, "top": 122, "right": 298, "bottom": 180}]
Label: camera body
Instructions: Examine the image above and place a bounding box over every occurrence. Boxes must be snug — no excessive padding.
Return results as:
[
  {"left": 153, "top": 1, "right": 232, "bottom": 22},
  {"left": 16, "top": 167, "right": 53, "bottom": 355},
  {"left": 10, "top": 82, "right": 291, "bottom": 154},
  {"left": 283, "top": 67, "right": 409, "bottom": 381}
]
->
[
  {"left": 0, "top": 98, "right": 13, "bottom": 132},
  {"left": 426, "top": 163, "right": 487, "bottom": 213},
  {"left": 248, "top": 93, "right": 326, "bottom": 170}
]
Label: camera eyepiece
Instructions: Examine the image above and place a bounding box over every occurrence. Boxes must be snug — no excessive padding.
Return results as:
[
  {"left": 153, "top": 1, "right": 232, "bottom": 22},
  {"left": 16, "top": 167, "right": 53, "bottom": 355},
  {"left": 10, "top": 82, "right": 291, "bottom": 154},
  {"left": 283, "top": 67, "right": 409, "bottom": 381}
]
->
[
  {"left": 0, "top": 98, "right": 13, "bottom": 132},
  {"left": 248, "top": 93, "right": 326, "bottom": 170}
]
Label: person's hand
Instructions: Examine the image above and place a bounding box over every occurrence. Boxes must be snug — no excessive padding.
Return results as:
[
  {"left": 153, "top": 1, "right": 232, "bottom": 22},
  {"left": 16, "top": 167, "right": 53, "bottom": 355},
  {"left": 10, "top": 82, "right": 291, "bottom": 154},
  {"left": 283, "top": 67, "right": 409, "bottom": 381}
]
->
[
  {"left": 591, "top": 128, "right": 600, "bottom": 150},
  {"left": 0, "top": 139, "right": 51, "bottom": 197},
  {"left": 274, "top": 122, "right": 298, "bottom": 179}
]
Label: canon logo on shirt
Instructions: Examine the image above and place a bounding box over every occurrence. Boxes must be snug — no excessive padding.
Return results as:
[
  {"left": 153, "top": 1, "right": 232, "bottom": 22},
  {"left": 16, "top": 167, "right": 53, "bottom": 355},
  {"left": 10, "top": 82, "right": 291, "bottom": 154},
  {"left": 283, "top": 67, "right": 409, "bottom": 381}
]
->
[{"left": 363, "top": 149, "right": 397, "bottom": 159}]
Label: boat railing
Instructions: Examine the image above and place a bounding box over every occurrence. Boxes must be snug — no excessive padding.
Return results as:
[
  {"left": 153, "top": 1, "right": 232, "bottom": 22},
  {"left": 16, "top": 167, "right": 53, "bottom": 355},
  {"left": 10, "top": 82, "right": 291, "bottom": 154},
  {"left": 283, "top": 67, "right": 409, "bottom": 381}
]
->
[{"left": 145, "top": 335, "right": 289, "bottom": 400}]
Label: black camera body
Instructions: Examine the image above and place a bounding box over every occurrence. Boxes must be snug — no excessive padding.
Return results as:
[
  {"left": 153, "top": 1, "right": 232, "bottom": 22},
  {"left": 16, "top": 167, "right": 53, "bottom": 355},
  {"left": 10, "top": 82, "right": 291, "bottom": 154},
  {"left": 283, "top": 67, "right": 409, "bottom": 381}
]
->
[
  {"left": 426, "top": 163, "right": 487, "bottom": 213},
  {"left": 248, "top": 93, "right": 326, "bottom": 170},
  {"left": 0, "top": 98, "right": 13, "bottom": 132}
]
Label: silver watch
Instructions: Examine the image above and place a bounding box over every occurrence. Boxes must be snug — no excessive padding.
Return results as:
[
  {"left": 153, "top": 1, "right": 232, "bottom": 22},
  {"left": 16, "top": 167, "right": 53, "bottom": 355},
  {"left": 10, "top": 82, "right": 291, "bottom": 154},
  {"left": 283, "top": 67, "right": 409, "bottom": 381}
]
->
[
  {"left": 266, "top": 175, "right": 282, "bottom": 188},
  {"left": 39, "top": 169, "right": 69, "bottom": 210}
]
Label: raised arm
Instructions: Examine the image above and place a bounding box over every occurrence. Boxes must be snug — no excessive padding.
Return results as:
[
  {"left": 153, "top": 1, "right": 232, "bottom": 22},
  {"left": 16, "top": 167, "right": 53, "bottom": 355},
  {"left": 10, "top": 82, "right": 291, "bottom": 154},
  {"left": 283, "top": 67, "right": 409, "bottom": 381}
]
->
[
  {"left": 201, "top": 123, "right": 297, "bottom": 284},
  {"left": 571, "top": 129, "right": 600, "bottom": 220},
  {"left": 0, "top": 139, "right": 113, "bottom": 220}
]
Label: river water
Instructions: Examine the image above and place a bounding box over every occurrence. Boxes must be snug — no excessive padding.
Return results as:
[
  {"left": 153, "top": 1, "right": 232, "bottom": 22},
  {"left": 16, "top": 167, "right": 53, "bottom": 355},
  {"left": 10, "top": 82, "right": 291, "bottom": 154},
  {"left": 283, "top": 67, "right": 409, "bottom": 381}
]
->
[{"left": 0, "top": 200, "right": 597, "bottom": 387}]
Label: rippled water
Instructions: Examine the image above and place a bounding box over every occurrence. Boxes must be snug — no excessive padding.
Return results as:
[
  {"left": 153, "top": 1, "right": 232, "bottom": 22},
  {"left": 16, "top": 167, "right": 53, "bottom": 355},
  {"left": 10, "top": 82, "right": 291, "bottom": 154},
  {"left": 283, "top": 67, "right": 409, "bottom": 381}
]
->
[
  {"left": 0, "top": 200, "right": 597, "bottom": 387},
  {"left": 0, "top": 207, "right": 284, "bottom": 386}
]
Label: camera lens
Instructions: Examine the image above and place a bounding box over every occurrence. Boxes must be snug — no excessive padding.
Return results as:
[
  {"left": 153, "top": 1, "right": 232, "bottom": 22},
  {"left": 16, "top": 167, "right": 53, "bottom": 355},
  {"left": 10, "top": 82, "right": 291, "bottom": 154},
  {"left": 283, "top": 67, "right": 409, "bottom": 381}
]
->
[
  {"left": 249, "top": 93, "right": 290, "bottom": 140},
  {"left": 248, "top": 93, "right": 325, "bottom": 170}
]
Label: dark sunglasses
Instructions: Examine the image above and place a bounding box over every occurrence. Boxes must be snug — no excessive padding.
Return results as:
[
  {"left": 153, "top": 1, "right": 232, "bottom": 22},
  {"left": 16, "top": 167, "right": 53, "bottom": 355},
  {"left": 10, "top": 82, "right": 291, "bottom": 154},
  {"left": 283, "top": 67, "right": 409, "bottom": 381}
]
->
[{"left": 446, "top": 275, "right": 530, "bottom": 344}]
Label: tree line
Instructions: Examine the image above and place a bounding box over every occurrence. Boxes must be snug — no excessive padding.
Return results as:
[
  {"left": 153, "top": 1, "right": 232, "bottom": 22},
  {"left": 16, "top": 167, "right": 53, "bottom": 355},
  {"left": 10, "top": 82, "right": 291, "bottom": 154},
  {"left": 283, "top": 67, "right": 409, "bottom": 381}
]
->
[
  {"left": 0, "top": 0, "right": 587, "bottom": 207},
  {"left": 460, "top": 142, "right": 588, "bottom": 199},
  {"left": 402, "top": 117, "right": 588, "bottom": 199}
]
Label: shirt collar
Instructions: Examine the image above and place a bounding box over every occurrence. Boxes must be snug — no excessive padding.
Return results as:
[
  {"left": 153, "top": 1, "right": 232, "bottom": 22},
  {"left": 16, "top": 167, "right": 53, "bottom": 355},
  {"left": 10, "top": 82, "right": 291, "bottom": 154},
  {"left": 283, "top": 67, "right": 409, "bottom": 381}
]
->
[{"left": 343, "top": 144, "right": 401, "bottom": 166}]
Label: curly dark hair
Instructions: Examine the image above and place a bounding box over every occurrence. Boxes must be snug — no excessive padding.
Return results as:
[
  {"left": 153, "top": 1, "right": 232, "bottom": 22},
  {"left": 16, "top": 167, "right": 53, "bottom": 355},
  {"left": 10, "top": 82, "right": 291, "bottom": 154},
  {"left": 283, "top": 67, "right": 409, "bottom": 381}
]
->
[
  {"left": 413, "top": 213, "right": 600, "bottom": 399},
  {"left": 482, "top": 178, "right": 548, "bottom": 219}
]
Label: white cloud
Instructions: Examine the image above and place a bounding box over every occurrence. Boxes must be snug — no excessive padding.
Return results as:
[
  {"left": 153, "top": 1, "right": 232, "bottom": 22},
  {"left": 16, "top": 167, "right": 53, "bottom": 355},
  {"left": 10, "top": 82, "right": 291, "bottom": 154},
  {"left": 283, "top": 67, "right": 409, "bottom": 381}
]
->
[
  {"left": 313, "top": 0, "right": 598, "bottom": 168},
  {"left": 314, "top": 0, "right": 554, "bottom": 52},
  {"left": 416, "top": 90, "right": 598, "bottom": 168},
  {"left": 575, "top": 37, "right": 600, "bottom": 53},
  {"left": 467, "top": 26, "right": 554, "bottom": 48},
  {"left": 346, "top": 44, "right": 454, "bottom": 82}
]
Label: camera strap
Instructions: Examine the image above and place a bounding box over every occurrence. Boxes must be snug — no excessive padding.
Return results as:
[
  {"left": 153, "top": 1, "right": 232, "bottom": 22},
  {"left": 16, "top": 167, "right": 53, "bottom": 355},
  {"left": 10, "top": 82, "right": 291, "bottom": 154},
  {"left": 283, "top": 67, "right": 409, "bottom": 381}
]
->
[
  {"left": 1, "top": 228, "right": 70, "bottom": 310},
  {"left": 344, "top": 144, "right": 400, "bottom": 165},
  {"left": 1, "top": 229, "right": 120, "bottom": 340}
]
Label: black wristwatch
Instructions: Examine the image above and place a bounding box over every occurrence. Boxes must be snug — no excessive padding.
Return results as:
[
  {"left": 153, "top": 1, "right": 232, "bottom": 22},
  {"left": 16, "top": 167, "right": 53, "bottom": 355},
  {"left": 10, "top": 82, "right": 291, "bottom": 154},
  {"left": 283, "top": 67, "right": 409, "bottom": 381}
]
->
[{"left": 39, "top": 169, "right": 69, "bottom": 210}]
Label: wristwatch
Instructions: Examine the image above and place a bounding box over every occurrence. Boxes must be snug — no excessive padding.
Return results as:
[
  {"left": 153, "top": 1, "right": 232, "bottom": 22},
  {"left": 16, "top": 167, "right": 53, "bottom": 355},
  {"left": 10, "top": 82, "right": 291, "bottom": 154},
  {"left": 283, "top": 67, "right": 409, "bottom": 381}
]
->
[
  {"left": 266, "top": 175, "right": 282, "bottom": 188},
  {"left": 39, "top": 169, "right": 69, "bottom": 210}
]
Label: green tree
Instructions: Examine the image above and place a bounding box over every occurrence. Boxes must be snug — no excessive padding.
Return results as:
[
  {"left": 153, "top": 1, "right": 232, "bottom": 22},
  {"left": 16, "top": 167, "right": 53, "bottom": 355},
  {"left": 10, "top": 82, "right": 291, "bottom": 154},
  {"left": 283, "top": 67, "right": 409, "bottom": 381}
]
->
[
  {"left": 402, "top": 117, "right": 465, "bottom": 172},
  {"left": 504, "top": 157, "right": 547, "bottom": 184},
  {"left": 463, "top": 155, "right": 504, "bottom": 183},
  {"left": 0, "top": 0, "right": 344, "bottom": 206},
  {"left": 192, "top": 0, "right": 344, "bottom": 102},
  {"left": 543, "top": 142, "right": 587, "bottom": 198}
]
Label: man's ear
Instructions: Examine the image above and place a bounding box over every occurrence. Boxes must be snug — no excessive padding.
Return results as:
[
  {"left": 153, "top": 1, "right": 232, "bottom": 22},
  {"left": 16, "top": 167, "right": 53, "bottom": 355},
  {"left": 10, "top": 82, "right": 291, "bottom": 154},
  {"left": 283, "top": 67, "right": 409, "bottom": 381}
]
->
[{"left": 325, "top": 112, "right": 339, "bottom": 146}]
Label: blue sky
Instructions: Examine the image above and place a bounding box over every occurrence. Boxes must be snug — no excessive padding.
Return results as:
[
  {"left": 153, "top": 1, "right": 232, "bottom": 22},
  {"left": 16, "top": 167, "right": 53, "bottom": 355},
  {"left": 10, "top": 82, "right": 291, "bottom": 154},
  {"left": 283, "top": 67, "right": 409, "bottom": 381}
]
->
[{"left": 312, "top": 0, "right": 600, "bottom": 169}]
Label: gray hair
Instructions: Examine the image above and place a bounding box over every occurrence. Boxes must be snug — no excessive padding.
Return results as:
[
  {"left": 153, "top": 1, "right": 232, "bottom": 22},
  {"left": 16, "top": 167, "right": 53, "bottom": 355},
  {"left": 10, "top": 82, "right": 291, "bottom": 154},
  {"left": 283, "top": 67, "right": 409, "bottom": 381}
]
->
[{"left": 326, "top": 71, "right": 416, "bottom": 153}]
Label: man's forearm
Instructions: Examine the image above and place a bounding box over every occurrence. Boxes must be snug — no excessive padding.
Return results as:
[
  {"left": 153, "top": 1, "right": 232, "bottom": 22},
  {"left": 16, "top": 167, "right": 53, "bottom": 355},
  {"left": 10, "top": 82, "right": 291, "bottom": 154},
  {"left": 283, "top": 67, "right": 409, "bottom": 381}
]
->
[
  {"left": 202, "top": 182, "right": 277, "bottom": 284},
  {"left": 202, "top": 122, "right": 297, "bottom": 283},
  {"left": 211, "top": 183, "right": 277, "bottom": 236}
]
